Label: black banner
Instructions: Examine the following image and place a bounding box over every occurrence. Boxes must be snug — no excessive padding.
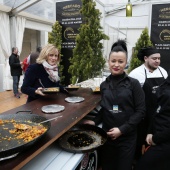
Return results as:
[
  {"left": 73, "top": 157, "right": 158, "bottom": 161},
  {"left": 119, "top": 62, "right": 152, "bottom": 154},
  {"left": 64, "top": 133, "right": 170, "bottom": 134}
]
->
[
  {"left": 56, "top": 0, "right": 83, "bottom": 85},
  {"left": 151, "top": 4, "right": 170, "bottom": 71}
]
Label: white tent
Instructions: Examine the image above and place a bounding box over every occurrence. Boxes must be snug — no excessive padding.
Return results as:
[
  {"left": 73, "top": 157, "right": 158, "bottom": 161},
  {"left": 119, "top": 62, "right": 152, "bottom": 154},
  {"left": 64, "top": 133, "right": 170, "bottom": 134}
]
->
[{"left": 0, "top": 0, "right": 55, "bottom": 91}]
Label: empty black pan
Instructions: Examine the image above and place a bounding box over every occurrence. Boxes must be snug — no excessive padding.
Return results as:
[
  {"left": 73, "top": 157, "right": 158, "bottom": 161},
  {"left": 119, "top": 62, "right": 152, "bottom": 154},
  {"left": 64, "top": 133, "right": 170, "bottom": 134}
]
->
[
  {"left": 0, "top": 111, "right": 51, "bottom": 159},
  {"left": 58, "top": 124, "right": 107, "bottom": 153}
]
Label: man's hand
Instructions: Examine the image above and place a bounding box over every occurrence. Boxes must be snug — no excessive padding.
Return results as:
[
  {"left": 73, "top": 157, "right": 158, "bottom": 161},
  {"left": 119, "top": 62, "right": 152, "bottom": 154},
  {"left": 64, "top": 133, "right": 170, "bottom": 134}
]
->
[{"left": 146, "top": 134, "right": 156, "bottom": 145}]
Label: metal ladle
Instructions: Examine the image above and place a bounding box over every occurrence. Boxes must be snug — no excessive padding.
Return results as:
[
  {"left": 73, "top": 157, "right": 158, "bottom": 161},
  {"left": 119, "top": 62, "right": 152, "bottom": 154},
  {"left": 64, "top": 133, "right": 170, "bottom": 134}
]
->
[
  {"left": 16, "top": 115, "right": 63, "bottom": 130},
  {"left": 39, "top": 115, "right": 62, "bottom": 124}
]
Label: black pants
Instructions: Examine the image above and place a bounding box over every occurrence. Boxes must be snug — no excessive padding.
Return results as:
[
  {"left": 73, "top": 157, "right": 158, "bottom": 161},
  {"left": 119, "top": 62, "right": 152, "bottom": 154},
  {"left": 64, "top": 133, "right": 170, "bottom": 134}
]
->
[
  {"left": 12, "top": 75, "right": 20, "bottom": 95},
  {"left": 135, "top": 143, "right": 170, "bottom": 170},
  {"left": 98, "top": 134, "right": 136, "bottom": 170}
]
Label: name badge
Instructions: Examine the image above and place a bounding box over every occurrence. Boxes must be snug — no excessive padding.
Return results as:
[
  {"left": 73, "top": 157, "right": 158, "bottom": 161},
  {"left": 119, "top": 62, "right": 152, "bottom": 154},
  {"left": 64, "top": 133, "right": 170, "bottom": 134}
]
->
[{"left": 112, "top": 105, "right": 118, "bottom": 113}]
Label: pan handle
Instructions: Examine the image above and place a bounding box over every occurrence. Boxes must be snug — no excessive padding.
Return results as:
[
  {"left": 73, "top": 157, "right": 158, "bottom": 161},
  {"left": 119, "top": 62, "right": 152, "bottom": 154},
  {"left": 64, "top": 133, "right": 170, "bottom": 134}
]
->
[{"left": 16, "top": 110, "right": 32, "bottom": 114}]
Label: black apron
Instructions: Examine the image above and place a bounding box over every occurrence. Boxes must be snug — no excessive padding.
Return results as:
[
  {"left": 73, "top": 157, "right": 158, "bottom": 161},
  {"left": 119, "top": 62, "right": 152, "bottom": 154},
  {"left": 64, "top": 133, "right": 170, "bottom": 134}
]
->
[
  {"left": 143, "top": 67, "right": 165, "bottom": 122},
  {"left": 135, "top": 67, "right": 165, "bottom": 160}
]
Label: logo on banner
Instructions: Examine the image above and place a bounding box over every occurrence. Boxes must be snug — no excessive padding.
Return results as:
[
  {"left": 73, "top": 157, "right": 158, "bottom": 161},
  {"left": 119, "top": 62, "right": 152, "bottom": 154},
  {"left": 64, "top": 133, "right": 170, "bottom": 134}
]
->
[
  {"left": 62, "top": 3, "right": 81, "bottom": 17},
  {"left": 159, "top": 29, "right": 170, "bottom": 42},
  {"left": 64, "top": 27, "right": 77, "bottom": 40},
  {"left": 159, "top": 7, "right": 170, "bottom": 19}
]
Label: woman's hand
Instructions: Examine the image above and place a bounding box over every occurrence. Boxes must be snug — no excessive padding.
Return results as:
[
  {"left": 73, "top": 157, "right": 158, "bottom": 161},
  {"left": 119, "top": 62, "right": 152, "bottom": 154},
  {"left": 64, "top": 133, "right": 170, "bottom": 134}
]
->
[
  {"left": 146, "top": 134, "right": 156, "bottom": 145},
  {"left": 83, "top": 120, "right": 95, "bottom": 125},
  {"left": 107, "top": 127, "right": 122, "bottom": 140},
  {"left": 35, "top": 87, "right": 46, "bottom": 96}
]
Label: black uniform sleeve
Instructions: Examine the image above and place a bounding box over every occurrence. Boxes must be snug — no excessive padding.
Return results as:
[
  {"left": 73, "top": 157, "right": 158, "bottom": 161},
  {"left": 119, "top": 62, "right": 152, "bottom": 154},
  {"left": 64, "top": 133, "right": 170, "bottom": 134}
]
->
[
  {"left": 119, "top": 79, "right": 146, "bottom": 134},
  {"left": 93, "top": 108, "right": 103, "bottom": 125},
  {"left": 152, "top": 128, "right": 170, "bottom": 144},
  {"left": 21, "top": 65, "right": 40, "bottom": 98}
]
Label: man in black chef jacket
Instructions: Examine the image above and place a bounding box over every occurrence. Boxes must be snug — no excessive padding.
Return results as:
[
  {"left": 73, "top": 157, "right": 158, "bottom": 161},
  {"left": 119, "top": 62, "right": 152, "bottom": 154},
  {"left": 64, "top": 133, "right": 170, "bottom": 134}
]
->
[{"left": 129, "top": 46, "right": 168, "bottom": 159}]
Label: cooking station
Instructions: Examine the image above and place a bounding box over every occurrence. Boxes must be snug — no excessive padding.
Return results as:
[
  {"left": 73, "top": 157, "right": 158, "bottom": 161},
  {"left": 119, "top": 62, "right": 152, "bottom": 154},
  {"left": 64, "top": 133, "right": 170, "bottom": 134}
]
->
[{"left": 0, "top": 88, "right": 101, "bottom": 170}]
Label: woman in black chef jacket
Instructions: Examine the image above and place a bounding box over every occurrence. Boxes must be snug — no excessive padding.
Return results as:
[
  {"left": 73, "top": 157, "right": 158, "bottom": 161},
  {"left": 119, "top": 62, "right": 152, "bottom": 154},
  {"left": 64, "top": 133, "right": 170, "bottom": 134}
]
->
[
  {"left": 135, "top": 70, "right": 170, "bottom": 170},
  {"left": 84, "top": 40, "right": 145, "bottom": 170}
]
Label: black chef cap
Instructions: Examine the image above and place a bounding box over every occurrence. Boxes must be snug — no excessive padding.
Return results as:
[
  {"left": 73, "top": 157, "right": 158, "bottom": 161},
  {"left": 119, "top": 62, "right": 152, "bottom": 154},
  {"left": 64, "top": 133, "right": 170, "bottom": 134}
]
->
[{"left": 137, "top": 46, "right": 159, "bottom": 61}]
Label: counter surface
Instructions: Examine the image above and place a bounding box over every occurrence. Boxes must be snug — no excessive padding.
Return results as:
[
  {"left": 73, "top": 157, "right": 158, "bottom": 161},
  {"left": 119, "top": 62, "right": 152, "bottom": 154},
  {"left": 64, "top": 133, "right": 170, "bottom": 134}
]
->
[{"left": 0, "top": 88, "right": 101, "bottom": 170}]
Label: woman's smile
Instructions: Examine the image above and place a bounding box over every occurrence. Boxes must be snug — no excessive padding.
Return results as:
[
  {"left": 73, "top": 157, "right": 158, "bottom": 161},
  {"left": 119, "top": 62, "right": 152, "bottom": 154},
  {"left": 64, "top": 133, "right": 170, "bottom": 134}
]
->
[{"left": 113, "top": 68, "right": 119, "bottom": 71}]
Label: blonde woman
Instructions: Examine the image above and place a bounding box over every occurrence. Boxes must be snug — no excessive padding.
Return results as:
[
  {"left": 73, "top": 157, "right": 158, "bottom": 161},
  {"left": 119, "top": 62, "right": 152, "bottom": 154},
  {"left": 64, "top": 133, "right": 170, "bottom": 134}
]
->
[{"left": 21, "top": 44, "right": 64, "bottom": 102}]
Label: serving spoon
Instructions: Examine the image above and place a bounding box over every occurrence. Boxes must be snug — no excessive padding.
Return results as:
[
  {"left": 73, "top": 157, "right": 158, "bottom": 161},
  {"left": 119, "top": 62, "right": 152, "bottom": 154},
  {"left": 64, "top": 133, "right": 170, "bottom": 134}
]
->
[{"left": 15, "top": 115, "right": 63, "bottom": 130}]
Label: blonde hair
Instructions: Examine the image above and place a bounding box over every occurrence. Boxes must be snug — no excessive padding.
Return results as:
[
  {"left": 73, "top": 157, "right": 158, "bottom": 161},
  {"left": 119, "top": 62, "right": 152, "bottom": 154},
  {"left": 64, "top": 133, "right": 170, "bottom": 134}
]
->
[{"left": 36, "top": 44, "right": 60, "bottom": 64}]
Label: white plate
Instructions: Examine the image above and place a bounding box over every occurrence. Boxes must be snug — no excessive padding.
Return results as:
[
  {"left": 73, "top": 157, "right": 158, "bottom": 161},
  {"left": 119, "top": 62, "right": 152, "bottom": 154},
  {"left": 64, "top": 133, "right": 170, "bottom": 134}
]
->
[
  {"left": 41, "top": 104, "right": 65, "bottom": 113},
  {"left": 65, "top": 97, "right": 85, "bottom": 103}
]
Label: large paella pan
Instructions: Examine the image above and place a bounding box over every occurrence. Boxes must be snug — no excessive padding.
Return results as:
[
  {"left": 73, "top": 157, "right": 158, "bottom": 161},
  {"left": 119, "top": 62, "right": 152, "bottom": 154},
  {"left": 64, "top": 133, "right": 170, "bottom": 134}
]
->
[{"left": 0, "top": 111, "right": 51, "bottom": 160}]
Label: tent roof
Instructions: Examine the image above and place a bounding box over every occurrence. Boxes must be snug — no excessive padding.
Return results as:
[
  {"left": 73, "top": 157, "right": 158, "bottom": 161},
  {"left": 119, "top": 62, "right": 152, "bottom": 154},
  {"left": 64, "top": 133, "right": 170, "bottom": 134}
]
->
[
  {"left": 0, "top": 0, "right": 169, "bottom": 21},
  {"left": 0, "top": 0, "right": 55, "bottom": 21}
]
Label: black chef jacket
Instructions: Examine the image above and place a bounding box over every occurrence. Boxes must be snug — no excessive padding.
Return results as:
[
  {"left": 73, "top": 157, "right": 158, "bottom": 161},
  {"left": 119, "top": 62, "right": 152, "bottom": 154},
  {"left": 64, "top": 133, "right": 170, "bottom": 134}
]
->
[
  {"left": 94, "top": 73, "right": 145, "bottom": 136},
  {"left": 149, "top": 81, "right": 170, "bottom": 144}
]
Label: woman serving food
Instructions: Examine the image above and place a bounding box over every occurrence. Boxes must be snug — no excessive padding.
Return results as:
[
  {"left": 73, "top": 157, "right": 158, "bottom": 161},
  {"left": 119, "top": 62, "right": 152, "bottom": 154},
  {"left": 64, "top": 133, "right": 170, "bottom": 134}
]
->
[{"left": 21, "top": 44, "right": 64, "bottom": 102}]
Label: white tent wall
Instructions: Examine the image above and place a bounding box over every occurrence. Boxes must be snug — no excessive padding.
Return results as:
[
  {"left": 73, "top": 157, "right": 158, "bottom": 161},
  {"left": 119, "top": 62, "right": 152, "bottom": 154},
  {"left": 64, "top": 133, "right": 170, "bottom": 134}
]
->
[
  {"left": 95, "top": 1, "right": 108, "bottom": 62},
  {"left": 0, "top": 13, "right": 53, "bottom": 92},
  {"left": 21, "top": 19, "right": 52, "bottom": 61},
  {"left": 25, "top": 19, "right": 52, "bottom": 49},
  {"left": 16, "top": 18, "right": 52, "bottom": 91},
  {"left": 105, "top": 4, "right": 150, "bottom": 28},
  {"left": 0, "top": 12, "right": 11, "bottom": 92},
  {"left": 16, "top": 19, "right": 52, "bottom": 91},
  {"left": 104, "top": 3, "right": 152, "bottom": 64},
  {"left": 94, "top": 1, "right": 154, "bottom": 69}
]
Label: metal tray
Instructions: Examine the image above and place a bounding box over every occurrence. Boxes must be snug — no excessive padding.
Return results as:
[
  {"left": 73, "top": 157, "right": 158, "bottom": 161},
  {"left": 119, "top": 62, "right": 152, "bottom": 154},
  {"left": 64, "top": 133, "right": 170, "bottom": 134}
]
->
[
  {"left": 41, "top": 87, "right": 59, "bottom": 94},
  {"left": 65, "top": 86, "right": 80, "bottom": 91},
  {"left": 91, "top": 87, "right": 100, "bottom": 93}
]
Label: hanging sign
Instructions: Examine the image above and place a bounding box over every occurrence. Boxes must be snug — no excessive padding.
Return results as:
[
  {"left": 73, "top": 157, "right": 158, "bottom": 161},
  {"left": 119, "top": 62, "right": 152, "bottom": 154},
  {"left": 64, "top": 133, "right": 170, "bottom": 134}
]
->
[
  {"left": 151, "top": 4, "right": 170, "bottom": 71},
  {"left": 56, "top": 0, "right": 83, "bottom": 85}
]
